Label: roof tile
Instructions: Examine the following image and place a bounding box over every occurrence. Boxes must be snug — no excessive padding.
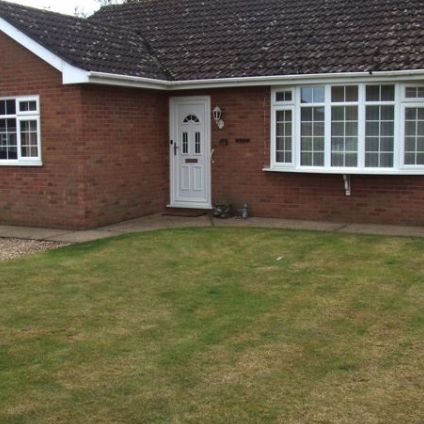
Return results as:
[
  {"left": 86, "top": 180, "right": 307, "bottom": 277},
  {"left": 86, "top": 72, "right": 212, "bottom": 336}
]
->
[{"left": 2, "top": 0, "right": 424, "bottom": 81}]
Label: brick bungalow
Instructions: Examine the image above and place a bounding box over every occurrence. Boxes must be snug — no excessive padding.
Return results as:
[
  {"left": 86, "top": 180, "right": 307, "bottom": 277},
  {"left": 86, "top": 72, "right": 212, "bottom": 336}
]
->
[{"left": 1, "top": 0, "right": 424, "bottom": 229}]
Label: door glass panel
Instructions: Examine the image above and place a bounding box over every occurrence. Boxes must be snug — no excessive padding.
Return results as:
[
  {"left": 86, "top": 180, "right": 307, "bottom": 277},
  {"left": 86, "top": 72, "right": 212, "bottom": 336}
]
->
[
  {"left": 195, "top": 131, "right": 201, "bottom": 154},
  {"left": 182, "top": 132, "right": 188, "bottom": 154}
]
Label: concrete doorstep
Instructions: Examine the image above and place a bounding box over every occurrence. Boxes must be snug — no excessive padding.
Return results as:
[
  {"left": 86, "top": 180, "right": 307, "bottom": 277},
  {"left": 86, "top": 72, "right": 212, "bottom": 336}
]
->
[{"left": 0, "top": 214, "right": 424, "bottom": 244}]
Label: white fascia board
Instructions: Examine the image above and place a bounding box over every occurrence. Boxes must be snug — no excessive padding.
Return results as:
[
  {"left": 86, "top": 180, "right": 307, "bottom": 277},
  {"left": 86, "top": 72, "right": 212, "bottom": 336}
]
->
[
  {"left": 87, "top": 71, "right": 169, "bottom": 90},
  {"left": 0, "top": 18, "right": 89, "bottom": 84},
  {"left": 168, "top": 70, "right": 424, "bottom": 90},
  {"left": 87, "top": 69, "right": 424, "bottom": 91}
]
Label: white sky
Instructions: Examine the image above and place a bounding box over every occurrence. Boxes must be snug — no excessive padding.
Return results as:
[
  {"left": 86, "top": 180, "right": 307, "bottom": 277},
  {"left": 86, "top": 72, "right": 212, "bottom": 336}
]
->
[{"left": 4, "top": 0, "right": 101, "bottom": 16}]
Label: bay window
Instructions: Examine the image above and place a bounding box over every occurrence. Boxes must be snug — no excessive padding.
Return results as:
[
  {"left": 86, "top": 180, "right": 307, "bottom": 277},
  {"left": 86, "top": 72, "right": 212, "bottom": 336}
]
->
[
  {"left": 270, "top": 83, "right": 424, "bottom": 174},
  {"left": 0, "top": 96, "right": 41, "bottom": 166}
]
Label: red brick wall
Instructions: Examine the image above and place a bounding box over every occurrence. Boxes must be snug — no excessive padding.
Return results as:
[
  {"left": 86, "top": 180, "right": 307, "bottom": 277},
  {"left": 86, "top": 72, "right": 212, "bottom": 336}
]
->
[
  {"left": 198, "top": 86, "right": 424, "bottom": 225},
  {"left": 2, "top": 30, "right": 424, "bottom": 228},
  {"left": 79, "top": 85, "right": 168, "bottom": 228},
  {"left": 0, "top": 32, "right": 86, "bottom": 228},
  {"left": 0, "top": 32, "right": 169, "bottom": 229}
]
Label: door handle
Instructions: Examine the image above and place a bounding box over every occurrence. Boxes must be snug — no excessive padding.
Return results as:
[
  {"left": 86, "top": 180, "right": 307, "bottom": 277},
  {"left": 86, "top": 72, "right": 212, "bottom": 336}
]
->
[{"left": 174, "top": 143, "right": 178, "bottom": 156}]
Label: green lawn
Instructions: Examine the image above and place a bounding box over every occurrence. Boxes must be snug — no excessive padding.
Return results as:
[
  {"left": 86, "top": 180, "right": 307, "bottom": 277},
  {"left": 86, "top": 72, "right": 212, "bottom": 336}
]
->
[{"left": 0, "top": 228, "right": 423, "bottom": 423}]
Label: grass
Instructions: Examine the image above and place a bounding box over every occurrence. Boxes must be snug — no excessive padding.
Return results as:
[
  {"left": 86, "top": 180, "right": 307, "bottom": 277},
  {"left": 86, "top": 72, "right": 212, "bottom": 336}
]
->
[{"left": 0, "top": 227, "right": 423, "bottom": 423}]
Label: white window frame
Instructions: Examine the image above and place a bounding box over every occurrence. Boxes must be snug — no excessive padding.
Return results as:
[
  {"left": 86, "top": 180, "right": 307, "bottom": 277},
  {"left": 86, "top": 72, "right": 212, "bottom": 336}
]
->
[
  {"left": 268, "top": 82, "right": 424, "bottom": 175},
  {"left": 271, "top": 104, "right": 295, "bottom": 165},
  {"left": 0, "top": 95, "right": 42, "bottom": 166}
]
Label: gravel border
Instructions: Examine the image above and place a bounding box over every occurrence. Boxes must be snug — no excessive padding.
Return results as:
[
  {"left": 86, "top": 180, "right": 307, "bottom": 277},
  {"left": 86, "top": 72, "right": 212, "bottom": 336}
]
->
[{"left": 0, "top": 238, "right": 68, "bottom": 261}]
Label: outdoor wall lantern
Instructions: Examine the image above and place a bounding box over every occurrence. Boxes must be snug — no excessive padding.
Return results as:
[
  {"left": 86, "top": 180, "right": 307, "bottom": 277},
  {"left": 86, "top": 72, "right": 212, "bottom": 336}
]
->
[{"left": 213, "top": 106, "right": 225, "bottom": 129}]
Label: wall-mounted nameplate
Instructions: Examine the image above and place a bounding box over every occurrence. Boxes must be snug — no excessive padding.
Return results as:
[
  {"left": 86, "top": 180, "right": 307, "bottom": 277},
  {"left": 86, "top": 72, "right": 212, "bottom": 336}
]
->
[
  {"left": 236, "top": 138, "right": 250, "bottom": 144},
  {"left": 185, "top": 158, "right": 198, "bottom": 164}
]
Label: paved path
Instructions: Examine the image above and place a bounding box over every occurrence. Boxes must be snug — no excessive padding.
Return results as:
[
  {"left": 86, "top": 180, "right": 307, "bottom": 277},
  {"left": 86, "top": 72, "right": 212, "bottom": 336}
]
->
[{"left": 0, "top": 214, "right": 424, "bottom": 243}]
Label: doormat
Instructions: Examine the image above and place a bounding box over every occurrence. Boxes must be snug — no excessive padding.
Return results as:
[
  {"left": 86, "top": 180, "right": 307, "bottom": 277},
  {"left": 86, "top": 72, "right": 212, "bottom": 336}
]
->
[{"left": 163, "top": 209, "right": 209, "bottom": 217}]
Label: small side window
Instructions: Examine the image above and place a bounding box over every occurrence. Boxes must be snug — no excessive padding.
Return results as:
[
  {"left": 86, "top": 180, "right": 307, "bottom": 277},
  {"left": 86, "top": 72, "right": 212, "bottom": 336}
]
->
[
  {"left": 0, "top": 96, "right": 41, "bottom": 166},
  {"left": 405, "top": 87, "right": 424, "bottom": 100},
  {"left": 19, "top": 100, "right": 37, "bottom": 113},
  {"left": 275, "top": 90, "right": 293, "bottom": 103}
]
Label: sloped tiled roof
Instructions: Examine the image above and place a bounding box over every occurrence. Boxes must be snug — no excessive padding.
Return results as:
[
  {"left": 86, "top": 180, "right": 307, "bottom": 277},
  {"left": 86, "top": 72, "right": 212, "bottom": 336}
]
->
[
  {"left": 2, "top": 0, "right": 424, "bottom": 81},
  {"left": 0, "top": 0, "right": 168, "bottom": 79}
]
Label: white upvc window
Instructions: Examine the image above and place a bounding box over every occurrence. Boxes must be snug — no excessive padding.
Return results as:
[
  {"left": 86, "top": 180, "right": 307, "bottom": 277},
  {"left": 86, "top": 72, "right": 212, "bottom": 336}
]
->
[
  {"left": 270, "top": 83, "right": 424, "bottom": 175},
  {"left": 0, "top": 96, "right": 42, "bottom": 166}
]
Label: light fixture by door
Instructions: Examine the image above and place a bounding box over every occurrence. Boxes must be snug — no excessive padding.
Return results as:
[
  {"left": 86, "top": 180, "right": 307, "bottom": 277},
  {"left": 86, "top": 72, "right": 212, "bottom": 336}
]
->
[{"left": 213, "top": 106, "right": 225, "bottom": 129}]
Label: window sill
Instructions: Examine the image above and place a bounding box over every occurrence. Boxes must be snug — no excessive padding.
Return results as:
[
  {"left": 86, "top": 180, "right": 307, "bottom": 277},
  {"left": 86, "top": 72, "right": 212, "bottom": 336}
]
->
[
  {"left": 0, "top": 160, "right": 42, "bottom": 167},
  {"left": 263, "top": 166, "right": 424, "bottom": 176}
]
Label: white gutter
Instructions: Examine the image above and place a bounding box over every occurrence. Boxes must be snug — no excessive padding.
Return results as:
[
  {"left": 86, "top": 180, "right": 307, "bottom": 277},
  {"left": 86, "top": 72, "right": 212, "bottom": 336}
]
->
[
  {"left": 87, "top": 71, "right": 170, "bottom": 90},
  {"left": 87, "top": 69, "right": 424, "bottom": 91}
]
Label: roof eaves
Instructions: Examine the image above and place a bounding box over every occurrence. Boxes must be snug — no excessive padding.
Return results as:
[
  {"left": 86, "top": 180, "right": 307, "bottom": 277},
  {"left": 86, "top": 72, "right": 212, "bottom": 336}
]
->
[{"left": 0, "top": 16, "right": 90, "bottom": 84}]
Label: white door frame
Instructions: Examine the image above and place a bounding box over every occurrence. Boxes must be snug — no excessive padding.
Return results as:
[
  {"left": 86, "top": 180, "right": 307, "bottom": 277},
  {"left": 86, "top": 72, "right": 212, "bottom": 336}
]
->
[{"left": 169, "top": 96, "right": 212, "bottom": 209}]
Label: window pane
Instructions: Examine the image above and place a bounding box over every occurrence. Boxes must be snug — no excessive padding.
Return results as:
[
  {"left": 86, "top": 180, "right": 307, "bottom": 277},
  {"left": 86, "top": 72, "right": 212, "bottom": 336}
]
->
[
  {"left": 331, "top": 86, "right": 358, "bottom": 102},
  {"left": 381, "top": 106, "right": 394, "bottom": 121},
  {"left": 404, "top": 107, "right": 424, "bottom": 165},
  {"left": 0, "top": 100, "right": 16, "bottom": 116},
  {"left": 346, "top": 122, "right": 357, "bottom": 136},
  {"left": 6, "top": 100, "right": 15, "bottom": 115},
  {"left": 331, "top": 105, "right": 358, "bottom": 167},
  {"left": 0, "top": 118, "right": 18, "bottom": 160},
  {"left": 366, "top": 85, "right": 380, "bottom": 101},
  {"left": 315, "top": 122, "right": 324, "bottom": 137},
  {"left": 346, "top": 86, "right": 358, "bottom": 102},
  {"left": 381, "top": 122, "right": 394, "bottom": 137},
  {"left": 301, "top": 108, "right": 312, "bottom": 121},
  {"left": 332, "top": 153, "right": 344, "bottom": 167},
  {"left": 182, "top": 132, "right": 188, "bottom": 154},
  {"left": 301, "top": 106, "right": 325, "bottom": 166},
  {"left": 314, "top": 87, "right": 325, "bottom": 103},
  {"left": 332, "top": 122, "right": 344, "bottom": 136},
  {"left": 381, "top": 85, "right": 395, "bottom": 101},
  {"left": 20, "top": 119, "right": 38, "bottom": 158},
  {"left": 276, "top": 91, "right": 292, "bottom": 102},
  {"left": 19, "top": 100, "right": 37, "bottom": 112},
  {"left": 405, "top": 121, "right": 416, "bottom": 136},
  {"left": 345, "top": 153, "right": 358, "bottom": 167},
  {"left": 365, "top": 153, "right": 379, "bottom": 167},
  {"left": 195, "top": 132, "right": 201, "bottom": 154},
  {"left": 406, "top": 108, "right": 417, "bottom": 120},
  {"left": 406, "top": 87, "right": 417, "bottom": 98},
  {"left": 301, "top": 86, "right": 324, "bottom": 104},
  {"left": 366, "top": 85, "right": 395, "bottom": 102},
  {"left": 275, "top": 109, "right": 293, "bottom": 164},
  {"left": 302, "top": 137, "right": 312, "bottom": 151},
  {"left": 332, "top": 106, "right": 344, "bottom": 121},
  {"left": 301, "top": 152, "right": 312, "bottom": 166},
  {"left": 365, "top": 105, "right": 395, "bottom": 167},
  {"left": 366, "top": 106, "right": 380, "bottom": 121},
  {"left": 301, "top": 87, "right": 313, "bottom": 104},
  {"left": 345, "top": 106, "right": 358, "bottom": 121},
  {"left": 313, "top": 107, "right": 325, "bottom": 121},
  {"left": 331, "top": 86, "right": 345, "bottom": 102}
]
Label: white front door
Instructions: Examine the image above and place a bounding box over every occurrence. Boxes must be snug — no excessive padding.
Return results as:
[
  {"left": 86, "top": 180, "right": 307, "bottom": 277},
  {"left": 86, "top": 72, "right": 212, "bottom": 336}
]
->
[{"left": 169, "top": 97, "right": 211, "bottom": 209}]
